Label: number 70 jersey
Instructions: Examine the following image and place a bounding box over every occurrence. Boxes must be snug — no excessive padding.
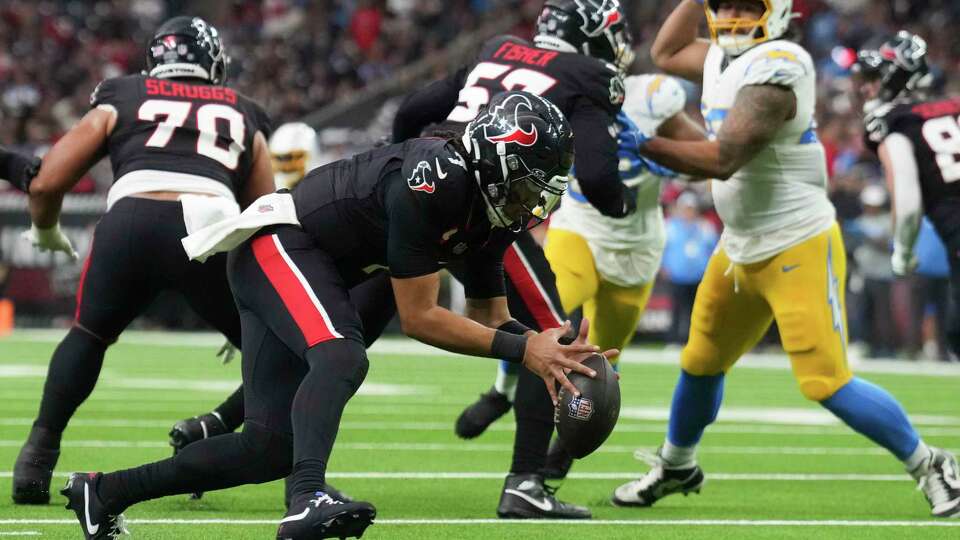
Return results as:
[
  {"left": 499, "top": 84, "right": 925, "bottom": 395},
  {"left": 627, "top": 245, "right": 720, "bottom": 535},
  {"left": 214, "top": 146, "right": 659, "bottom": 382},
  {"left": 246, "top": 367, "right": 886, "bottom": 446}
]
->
[{"left": 90, "top": 74, "right": 272, "bottom": 199}]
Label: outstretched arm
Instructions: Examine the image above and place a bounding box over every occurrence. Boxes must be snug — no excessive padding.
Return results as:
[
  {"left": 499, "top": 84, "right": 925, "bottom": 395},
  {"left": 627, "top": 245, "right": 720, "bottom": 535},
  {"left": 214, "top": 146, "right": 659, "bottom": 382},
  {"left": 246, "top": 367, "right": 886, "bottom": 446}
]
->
[
  {"left": 637, "top": 84, "right": 796, "bottom": 179},
  {"left": 651, "top": 0, "right": 711, "bottom": 82}
]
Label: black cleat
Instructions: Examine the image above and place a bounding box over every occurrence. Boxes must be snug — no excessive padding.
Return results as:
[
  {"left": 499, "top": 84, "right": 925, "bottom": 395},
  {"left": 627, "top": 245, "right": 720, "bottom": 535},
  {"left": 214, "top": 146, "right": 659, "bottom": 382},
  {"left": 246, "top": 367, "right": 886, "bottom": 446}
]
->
[
  {"left": 455, "top": 387, "right": 512, "bottom": 439},
  {"left": 541, "top": 437, "right": 574, "bottom": 481},
  {"left": 61, "top": 472, "right": 128, "bottom": 539},
  {"left": 276, "top": 490, "right": 376, "bottom": 539},
  {"left": 168, "top": 412, "right": 229, "bottom": 500},
  {"left": 611, "top": 448, "right": 705, "bottom": 507},
  {"left": 285, "top": 476, "right": 354, "bottom": 509},
  {"left": 12, "top": 442, "right": 60, "bottom": 504},
  {"left": 496, "top": 473, "right": 591, "bottom": 519}
]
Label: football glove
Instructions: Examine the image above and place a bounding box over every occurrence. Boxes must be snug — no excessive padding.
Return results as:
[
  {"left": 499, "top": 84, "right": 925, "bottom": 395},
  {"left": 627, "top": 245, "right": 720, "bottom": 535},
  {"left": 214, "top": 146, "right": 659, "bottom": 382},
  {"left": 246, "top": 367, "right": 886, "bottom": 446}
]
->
[
  {"left": 616, "top": 112, "right": 677, "bottom": 179},
  {"left": 22, "top": 223, "right": 78, "bottom": 260},
  {"left": 217, "top": 340, "right": 238, "bottom": 364},
  {"left": 891, "top": 245, "right": 918, "bottom": 276}
]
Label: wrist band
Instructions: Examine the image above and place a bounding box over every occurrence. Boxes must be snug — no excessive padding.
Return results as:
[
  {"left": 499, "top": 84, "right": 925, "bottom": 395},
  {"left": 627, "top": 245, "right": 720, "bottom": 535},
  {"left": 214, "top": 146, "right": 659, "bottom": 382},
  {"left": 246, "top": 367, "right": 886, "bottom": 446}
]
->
[
  {"left": 497, "top": 319, "right": 532, "bottom": 336},
  {"left": 491, "top": 330, "right": 527, "bottom": 364}
]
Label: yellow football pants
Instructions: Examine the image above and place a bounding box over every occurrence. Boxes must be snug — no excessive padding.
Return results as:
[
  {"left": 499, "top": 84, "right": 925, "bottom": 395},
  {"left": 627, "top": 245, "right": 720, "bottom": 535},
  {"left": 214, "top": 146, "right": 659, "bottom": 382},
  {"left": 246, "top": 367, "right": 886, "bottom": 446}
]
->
[
  {"left": 544, "top": 228, "right": 653, "bottom": 361},
  {"left": 681, "top": 223, "right": 853, "bottom": 401}
]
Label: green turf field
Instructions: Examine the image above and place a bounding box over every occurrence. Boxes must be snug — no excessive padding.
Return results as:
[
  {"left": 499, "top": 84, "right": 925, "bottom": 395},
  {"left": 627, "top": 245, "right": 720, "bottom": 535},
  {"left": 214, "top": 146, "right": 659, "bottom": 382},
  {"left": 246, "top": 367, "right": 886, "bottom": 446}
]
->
[{"left": 1, "top": 330, "right": 958, "bottom": 539}]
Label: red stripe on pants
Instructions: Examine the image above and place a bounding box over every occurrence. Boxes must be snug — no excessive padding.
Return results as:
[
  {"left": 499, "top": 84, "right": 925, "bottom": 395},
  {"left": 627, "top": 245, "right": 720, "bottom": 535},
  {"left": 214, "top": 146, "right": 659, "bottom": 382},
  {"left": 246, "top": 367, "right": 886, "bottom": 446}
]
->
[
  {"left": 74, "top": 239, "right": 94, "bottom": 321},
  {"left": 251, "top": 235, "right": 338, "bottom": 347},
  {"left": 503, "top": 244, "right": 562, "bottom": 330}
]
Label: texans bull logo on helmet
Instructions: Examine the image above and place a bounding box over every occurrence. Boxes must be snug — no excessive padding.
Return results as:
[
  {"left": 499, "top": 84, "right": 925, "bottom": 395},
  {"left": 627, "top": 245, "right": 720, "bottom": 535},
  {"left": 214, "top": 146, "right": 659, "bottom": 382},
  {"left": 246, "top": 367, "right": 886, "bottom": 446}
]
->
[
  {"left": 482, "top": 93, "right": 540, "bottom": 147},
  {"left": 575, "top": 0, "right": 622, "bottom": 36},
  {"left": 406, "top": 160, "right": 436, "bottom": 194}
]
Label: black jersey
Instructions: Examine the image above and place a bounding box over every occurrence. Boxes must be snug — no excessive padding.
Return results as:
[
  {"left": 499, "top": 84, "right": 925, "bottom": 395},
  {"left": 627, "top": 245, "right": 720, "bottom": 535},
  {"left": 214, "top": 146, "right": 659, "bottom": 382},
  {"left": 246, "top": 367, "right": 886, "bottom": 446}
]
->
[
  {"left": 866, "top": 96, "right": 960, "bottom": 241},
  {"left": 393, "top": 35, "right": 629, "bottom": 217},
  {"left": 90, "top": 75, "right": 272, "bottom": 197},
  {"left": 293, "top": 138, "right": 516, "bottom": 298}
]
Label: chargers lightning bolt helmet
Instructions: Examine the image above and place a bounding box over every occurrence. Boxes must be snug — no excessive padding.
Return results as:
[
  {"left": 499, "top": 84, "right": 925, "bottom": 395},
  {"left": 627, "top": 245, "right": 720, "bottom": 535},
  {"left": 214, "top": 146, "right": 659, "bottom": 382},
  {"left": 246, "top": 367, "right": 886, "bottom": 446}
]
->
[
  {"left": 853, "top": 31, "right": 932, "bottom": 110},
  {"left": 146, "top": 16, "right": 227, "bottom": 85},
  {"left": 462, "top": 91, "right": 573, "bottom": 231},
  {"left": 534, "top": 0, "right": 634, "bottom": 72},
  {"left": 705, "top": 0, "right": 794, "bottom": 57}
]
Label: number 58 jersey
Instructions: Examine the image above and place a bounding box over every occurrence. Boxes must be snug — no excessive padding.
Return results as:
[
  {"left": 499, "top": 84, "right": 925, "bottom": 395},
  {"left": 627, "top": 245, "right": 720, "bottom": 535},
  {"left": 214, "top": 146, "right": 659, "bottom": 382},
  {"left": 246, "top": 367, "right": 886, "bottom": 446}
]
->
[
  {"left": 866, "top": 96, "right": 960, "bottom": 243},
  {"left": 90, "top": 74, "right": 272, "bottom": 202}
]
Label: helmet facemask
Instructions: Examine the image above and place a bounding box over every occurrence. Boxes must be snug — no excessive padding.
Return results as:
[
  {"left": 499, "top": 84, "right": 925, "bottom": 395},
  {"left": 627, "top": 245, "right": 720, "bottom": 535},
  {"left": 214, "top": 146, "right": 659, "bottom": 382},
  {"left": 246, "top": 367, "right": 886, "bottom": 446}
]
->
[
  {"left": 705, "top": 0, "right": 794, "bottom": 57},
  {"left": 852, "top": 31, "right": 932, "bottom": 112}
]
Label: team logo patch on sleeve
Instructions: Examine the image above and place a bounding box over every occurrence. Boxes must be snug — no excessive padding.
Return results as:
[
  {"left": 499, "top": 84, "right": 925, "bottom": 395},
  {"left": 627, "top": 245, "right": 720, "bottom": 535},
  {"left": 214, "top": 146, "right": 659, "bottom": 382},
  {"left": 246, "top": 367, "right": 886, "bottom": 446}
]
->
[
  {"left": 406, "top": 160, "right": 435, "bottom": 194},
  {"left": 568, "top": 396, "right": 595, "bottom": 421}
]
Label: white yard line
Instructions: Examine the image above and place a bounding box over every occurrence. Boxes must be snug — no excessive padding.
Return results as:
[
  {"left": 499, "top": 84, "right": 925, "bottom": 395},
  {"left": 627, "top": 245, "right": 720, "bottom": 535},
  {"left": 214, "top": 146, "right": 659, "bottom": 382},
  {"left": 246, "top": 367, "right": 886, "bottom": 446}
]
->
[
  {"left": 5, "top": 331, "right": 960, "bottom": 377},
  {"left": 0, "top": 471, "right": 914, "bottom": 481},
  {"left": 0, "top": 518, "right": 957, "bottom": 527},
  {"left": 1, "top": 439, "right": 947, "bottom": 457}
]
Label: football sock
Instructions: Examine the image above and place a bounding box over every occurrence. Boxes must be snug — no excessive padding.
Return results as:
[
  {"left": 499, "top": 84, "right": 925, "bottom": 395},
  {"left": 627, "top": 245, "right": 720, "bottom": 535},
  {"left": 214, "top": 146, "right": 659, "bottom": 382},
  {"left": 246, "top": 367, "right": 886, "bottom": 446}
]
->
[
  {"left": 99, "top": 424, "right": 293, "bottom": 512},
  {"left": 510, "top": 366, "right": 553, "bottom": 474},
  {"left": 33, "top": 327, "right": 108, "bottom": 442},
  {"left": 666, "top": 370, "right": 725, "bottom": 448},
  {"left": 289, "top": 339, "right": 369, "bottom": 498},
  {"left": 213, "top": 385, "right": 245, "bottom": 432},
  {"left": 820, "top": 377, "right": 920, "bottom": 460},
  {"left": 661, "top": 440, "right": 697, "bottom": 467},
  {"left": 494, "top": 360, "right": 520, "bottom": 401},
  {"left": 905, "top": 440, "right": 933, "bottom": 479}
]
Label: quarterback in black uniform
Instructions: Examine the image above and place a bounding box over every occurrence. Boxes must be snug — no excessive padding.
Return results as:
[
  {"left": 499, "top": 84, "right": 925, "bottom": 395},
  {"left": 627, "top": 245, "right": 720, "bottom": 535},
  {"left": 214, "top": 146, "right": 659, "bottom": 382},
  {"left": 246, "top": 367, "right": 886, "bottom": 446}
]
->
[
  {"left": 64, "top": 91, "right": 611, "bottom": 540},
  {"left": 393, "top": 0, "right": 633, "bottom": 518},
  {"left": 12, "top": 16, "right": 275, "bottom": 508},
  {"left": 856, "top": 31, "right": 960, "bottom": 364}
]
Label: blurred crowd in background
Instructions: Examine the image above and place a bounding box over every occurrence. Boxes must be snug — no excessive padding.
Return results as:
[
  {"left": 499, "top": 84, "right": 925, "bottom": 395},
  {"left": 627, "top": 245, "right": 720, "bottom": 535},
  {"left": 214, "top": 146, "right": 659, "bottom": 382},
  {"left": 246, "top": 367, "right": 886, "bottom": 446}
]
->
[{"left": 2, "top": 0, "right": 959, "bottom": 360}]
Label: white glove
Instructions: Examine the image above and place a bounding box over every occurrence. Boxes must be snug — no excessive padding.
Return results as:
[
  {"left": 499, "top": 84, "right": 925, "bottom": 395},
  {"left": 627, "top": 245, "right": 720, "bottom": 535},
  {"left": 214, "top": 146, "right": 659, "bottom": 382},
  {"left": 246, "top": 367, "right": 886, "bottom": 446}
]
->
[
  {"left": 891, "top": 245, "right": 917, "bottom": 276},
  {"left": 21, "top": 223, "right": 78, "bottom": 260},
  {"left": 217, "top": 341, "right": 238, "bottom": 364}
]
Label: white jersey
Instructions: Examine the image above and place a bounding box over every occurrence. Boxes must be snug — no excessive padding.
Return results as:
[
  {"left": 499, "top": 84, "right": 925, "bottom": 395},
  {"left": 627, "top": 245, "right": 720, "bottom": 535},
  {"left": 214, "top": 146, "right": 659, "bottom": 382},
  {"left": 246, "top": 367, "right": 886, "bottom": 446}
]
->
[
  {"left": 550, "top": 74, "right": 685, "bottom": 287},
  {"left": 701, "top": 40, "right": 835, "bottom": 263}
]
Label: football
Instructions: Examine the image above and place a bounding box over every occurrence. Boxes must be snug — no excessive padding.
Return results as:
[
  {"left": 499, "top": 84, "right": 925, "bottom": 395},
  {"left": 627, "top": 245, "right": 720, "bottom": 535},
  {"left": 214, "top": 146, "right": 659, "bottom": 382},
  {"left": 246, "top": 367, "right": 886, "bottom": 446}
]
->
[{"left": 554, "top": 353, "right": 621, "bottom": 459}]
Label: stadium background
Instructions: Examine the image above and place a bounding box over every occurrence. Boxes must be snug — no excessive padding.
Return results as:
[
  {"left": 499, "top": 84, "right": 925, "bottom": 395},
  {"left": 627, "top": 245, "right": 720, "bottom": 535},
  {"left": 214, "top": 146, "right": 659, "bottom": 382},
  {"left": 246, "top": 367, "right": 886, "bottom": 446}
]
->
[{"left": 1, "top": 0, "right": 960, "bottom": 360}]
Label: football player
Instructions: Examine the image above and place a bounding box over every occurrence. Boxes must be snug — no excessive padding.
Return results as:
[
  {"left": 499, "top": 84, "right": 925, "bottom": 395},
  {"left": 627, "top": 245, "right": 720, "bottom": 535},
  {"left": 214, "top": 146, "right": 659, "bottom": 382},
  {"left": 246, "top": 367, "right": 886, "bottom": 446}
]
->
[
  {"left": 12, "top": 16, "right": 275, "bottom": 507},
  {"left": 541, "top": 73, "right": 704, "bottom": 477},
  {"left": 63, "top": 91, "right": 611, "bottom": 540},
  {"left": 854, "top": 31, "right": 960, "bottom": 511},
  {"left": 394, "top": 0, "right": 640, "bottom": 518},
  {"left": 611, "top": 0, "right": 960, "bottom": 518},
  {"left": 270, "top": 122, "right": 323, "bottom": 190}
]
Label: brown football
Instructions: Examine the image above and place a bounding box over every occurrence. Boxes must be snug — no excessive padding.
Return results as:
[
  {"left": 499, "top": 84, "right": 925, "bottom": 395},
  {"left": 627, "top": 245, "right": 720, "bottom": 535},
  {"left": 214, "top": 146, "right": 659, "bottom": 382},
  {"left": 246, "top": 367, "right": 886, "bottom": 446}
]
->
[{"left": 554, "top": 353, "right": 621, "bottom": 459}]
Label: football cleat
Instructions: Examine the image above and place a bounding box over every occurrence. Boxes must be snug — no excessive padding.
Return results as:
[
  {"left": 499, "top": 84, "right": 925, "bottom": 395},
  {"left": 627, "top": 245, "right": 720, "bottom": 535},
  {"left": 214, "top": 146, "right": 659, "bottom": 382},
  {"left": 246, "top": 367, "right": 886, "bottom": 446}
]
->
[
  {"left": 169, "top": 412, "right": 229, "bottom": 500},
  {"left": 541, "top": 438, "right": 574, "bottom": 481},
  {"left": 61, "top": 472, "right": 128, "bottom": 539},
  {"left": 612, "top": 448, "right": 704, "bottom": 507},
  {"left": 454, "top": 387, "right": 512, "bottom": 439},
  {"left": 496, "top": 473, "right": 591, "bottom": 519},
  {"left": 276, "top": 490, "right": 376, "bottom": 539},
  {"left": 913, "top": 447, "right": 960, "bottom": 518},
  {"left": 284, "top": 476, "right": 354, "bottom": 509},
  {"left": 12, "top": 442, "right": 60, "bottom": 504}
]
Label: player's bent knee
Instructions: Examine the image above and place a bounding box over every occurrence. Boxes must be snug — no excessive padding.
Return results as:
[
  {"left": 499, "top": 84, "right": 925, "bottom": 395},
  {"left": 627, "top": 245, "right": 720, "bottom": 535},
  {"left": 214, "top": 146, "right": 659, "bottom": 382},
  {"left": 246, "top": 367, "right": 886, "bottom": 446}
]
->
[
  {"left": 305, "top": 338, "right": 370, "bottom": 391},
  {"left": 233, "top": 424, "right": 294, "bottom": 480},
  {"left": 679, "top": 340, "right": 726, "bottom": 377},
  {"left": 798, "top": 374, "right": 852, "bottom": 402}
]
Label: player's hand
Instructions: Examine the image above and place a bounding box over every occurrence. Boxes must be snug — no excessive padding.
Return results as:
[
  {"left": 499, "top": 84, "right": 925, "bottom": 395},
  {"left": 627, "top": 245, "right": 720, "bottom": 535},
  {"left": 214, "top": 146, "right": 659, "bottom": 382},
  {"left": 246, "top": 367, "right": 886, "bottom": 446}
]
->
[
  {"left": 523, "top": 320, "right": 601, "bottom": 405},
  {"left": 21, "top": 223, "right": 78, "bottom": 260},
  {"left": 616, "top": 111, "right": 651, "bottom": 151},
  {"left": 891, "top": 246, "right": 918, "bottom": 276},
  {"left": 217, "top": 341, "right": 238, "bottom": 364}
]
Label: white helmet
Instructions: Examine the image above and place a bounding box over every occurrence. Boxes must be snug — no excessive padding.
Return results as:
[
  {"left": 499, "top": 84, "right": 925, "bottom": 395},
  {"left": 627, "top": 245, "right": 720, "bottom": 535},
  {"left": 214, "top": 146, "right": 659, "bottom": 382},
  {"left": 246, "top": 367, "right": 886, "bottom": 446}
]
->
[
  {"left": 705, "top": 0, "right": 794, "bottom": 57},
  {"left": 269, "top": 122, "right": 321, "bottom": 189}
]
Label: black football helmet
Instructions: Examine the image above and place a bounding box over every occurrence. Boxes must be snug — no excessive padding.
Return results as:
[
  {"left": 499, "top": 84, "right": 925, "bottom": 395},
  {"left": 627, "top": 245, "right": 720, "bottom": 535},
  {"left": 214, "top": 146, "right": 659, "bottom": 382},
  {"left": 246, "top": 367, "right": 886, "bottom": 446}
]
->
[
  {"left": 534, "top": 0, "right": 633, "bottom": 71},
  {"left": 853, "top": 31, "right": 931, "bottom": 106},
  {"left": 146, "top": 16, "right": 227, "bottom": 85},
  {"left": 462, "top": 91, "right": 573, "bottom": 231}
]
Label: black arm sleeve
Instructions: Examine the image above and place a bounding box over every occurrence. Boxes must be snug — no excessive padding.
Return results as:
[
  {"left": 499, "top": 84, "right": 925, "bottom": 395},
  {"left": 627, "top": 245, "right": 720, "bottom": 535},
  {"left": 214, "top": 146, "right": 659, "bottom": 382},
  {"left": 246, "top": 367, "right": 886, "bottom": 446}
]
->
[
  {"left": 392, "top": 68, "right": 468, "bottom": 143},
  {"left": 0, "top": 146, "right": 40, "bottom": 193},
  {"left": 569, "top": 98, "right": 633, "bottom": 218}
]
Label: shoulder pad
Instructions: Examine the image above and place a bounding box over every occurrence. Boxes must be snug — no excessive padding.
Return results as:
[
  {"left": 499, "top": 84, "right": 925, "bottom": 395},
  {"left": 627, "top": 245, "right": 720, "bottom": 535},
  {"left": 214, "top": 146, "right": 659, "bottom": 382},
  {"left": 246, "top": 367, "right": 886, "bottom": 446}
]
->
[
  {"left": 401, "top": 140, "right": 467, "bottom": 196},
  {"left": 741, "top": 42, "right": 812, "bottom": 88}
]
